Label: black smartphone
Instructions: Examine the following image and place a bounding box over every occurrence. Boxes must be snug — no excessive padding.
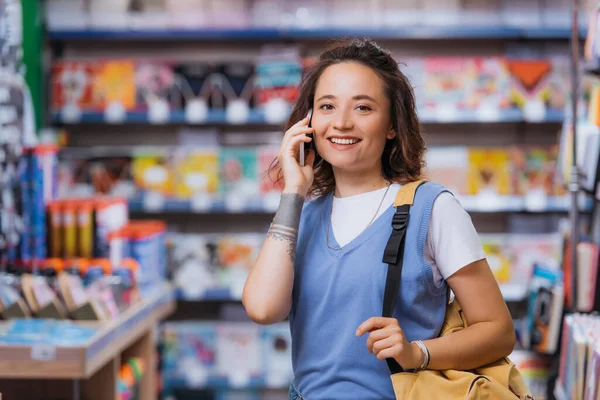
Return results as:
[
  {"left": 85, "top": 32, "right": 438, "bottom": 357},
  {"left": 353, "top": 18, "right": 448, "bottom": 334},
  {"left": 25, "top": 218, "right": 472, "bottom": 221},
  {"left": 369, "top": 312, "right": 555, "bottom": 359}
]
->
[{"left": 300, "top": 108, "right": 313, "bottom": 167}]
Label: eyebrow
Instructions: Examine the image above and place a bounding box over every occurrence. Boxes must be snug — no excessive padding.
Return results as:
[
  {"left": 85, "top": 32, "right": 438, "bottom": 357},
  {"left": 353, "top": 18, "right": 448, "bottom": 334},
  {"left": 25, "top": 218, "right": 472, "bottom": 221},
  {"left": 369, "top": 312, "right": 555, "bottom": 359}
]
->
[{"left": 316, "top": 94, "right": 379, "bottom": 104}]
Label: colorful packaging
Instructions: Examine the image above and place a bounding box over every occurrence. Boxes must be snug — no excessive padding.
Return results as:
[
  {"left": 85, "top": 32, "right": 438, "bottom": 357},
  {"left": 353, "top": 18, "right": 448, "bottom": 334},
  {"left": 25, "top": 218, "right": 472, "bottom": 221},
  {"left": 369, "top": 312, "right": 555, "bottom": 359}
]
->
[
  {"left": 94, "top": 197, "right": 128, "bottom": 258},
  {"left": 257, "top": 145, "right": 284, "bottom": 195},
  {"left": 92, "top": 60, "right": 137, "bottom": 111},
  {"left": 132, "top": 149, "right": 174, "bottom": 196},
  {"left": 129, "top": 221, "right": 167, "bottom": 284},
  {"left": 27, "top": 149, "right": 46, "bottom": 259},
  {"left": 51, "top": 61, "right": 99, "bottom": 112},
  {"left": 219, "top": 147, "right": 259, "bottom": 208},
  {"left": 423, "top": 57, "right": 471, "bottom": 111},
  {"left": 47, "top": 201, "right": 63, "bottom": 258},
  {"left": 479, "top": 235, "right": 511, "bottom": 284},
  {"left": 216, "top": 323, "right": 261, "bottom": 384},
  {"left": 261, "top": 323, "right": 293, "bottom": 388},
  {"left": 424, "top": 147, "right": 469, "bottom": 195},
  {"left": 77, "top": 200, "right": 95, "bottom": 259},
  {"left": 62, "top": 200, "right": 77, "bottom": 259},
  {"left": 467, "top": 148, "right": 513, "bottom": 196},
  {"left": 464, "top": 57, "right": 511, "bottom": 110},
  {"left": 172, "top": 147, "right": 219, "bottom": 199},
  {"left": 506, "top": 59, "right": 553, "bottom": 109},
  {"left": 135, "top": 61, "right": 178, "bottom": 111},
  {"left": 36, "top": 144, "right": 59, "bottom": 204}
]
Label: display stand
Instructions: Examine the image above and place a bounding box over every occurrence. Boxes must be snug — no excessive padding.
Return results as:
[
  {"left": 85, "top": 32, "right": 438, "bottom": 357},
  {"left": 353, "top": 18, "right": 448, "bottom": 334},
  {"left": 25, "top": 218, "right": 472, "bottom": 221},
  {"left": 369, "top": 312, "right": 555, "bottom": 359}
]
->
[{"left": 0, "top": 284, "right": 175, "bottom": 400}]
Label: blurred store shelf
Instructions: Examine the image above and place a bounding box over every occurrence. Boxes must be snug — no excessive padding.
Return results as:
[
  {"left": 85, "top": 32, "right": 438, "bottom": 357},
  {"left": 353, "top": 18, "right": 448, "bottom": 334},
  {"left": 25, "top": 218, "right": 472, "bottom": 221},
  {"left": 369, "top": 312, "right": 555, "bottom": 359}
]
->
[
  {"left": 52, "top": 108, "right": 565, "bottom": 126},
  {"left": 48, "top": 26, "right": 585, "bottom": 41}
]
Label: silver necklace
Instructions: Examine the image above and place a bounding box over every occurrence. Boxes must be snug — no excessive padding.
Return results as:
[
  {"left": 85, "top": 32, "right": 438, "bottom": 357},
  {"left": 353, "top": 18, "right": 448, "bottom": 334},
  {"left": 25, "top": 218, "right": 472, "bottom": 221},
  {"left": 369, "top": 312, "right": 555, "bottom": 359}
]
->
[{"left": 326, "top": 182, "right": 392, "bottom": 251}]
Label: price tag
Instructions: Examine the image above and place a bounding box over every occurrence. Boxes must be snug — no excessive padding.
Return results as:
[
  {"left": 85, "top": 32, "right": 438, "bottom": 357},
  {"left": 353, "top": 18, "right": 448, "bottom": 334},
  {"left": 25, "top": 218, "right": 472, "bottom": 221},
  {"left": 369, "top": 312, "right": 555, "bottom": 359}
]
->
[
  {"left": 225, "top": 194, "right": 245, "bottom": 212},
  {"left": 190, "top": 193, "right": 212, "bottom": 212},
  {"left": 104, "top": 101, "right": 126, "bottom": 124},
  {"left": 143, "top": 191, "right": 165, "bottom": 212},
  {"left": 524, "top": 188, "right": 548, "bottom": 212},
  {"left": 61, "top": 103, "right": 82, "bottom": 123},
  {"left": 31, "top": 344, "right": 56, "bottom": 361},
  {"left": 523, "top": 100, "right": 546, "bottom": 123},
  {"left": 226, "top": 99, "right": 250, "bottom": 125},
  {"left": 185, "top": 99, "right": 208, "bottom": 124},
  {"left": 263, "top": 98, "right": 290, "bottom": 124},
  {"left": 475, "top": 103, "right": 501, "bottom": 122},
  {"left": 148, "top": 99, "right": 170, "bottom": 124},
  {"left": 182, "top": 358, "right": 208, "bottom": 387},
  {"left": 229, "top": 371, "right": 251, "bottom": 388},
  {"left": 475, "top": 190, "right": 504, "bottom": 212}
]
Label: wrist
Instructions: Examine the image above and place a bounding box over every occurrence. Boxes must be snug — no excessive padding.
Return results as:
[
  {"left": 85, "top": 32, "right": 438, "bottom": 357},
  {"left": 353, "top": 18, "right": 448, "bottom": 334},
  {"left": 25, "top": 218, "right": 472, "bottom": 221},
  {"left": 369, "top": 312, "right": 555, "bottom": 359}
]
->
[
  {"left": 409, "top": 341, "right": 430, "bottom": 370},
  {"left": 283, "top": 186, "right": 308, "bottom": 197}
]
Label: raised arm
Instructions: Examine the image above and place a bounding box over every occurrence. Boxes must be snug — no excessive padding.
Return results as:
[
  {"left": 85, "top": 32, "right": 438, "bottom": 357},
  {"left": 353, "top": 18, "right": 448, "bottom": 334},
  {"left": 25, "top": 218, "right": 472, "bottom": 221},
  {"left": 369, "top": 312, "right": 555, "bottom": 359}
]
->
[{"left": 242, "top": 116, "right": 315, "bottom": 325}]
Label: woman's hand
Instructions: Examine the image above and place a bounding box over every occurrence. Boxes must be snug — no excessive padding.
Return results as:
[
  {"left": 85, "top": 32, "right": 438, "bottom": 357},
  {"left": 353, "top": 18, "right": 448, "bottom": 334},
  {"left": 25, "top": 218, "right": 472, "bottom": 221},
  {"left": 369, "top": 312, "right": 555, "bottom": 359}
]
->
[
  {"left": 356, "top": 317, "right": 423, "bottom": 370},
  {"left": 278, "top": 116, "right": 316, "bottom": 197}
]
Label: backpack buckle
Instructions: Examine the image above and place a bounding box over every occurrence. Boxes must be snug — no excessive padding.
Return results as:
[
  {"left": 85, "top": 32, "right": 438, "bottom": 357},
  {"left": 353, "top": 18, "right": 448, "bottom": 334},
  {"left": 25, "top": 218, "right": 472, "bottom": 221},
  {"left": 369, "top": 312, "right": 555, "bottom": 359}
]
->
[{"left": 391, "top": 207, "right": 409, "bottom": 230}]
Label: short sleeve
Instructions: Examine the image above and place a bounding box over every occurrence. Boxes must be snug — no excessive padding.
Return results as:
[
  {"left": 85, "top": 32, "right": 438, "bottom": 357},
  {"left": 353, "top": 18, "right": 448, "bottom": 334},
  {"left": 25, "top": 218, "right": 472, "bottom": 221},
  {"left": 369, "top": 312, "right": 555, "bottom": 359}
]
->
[{"left": 427, "top": 192, "right": 486, "bottom": 280}]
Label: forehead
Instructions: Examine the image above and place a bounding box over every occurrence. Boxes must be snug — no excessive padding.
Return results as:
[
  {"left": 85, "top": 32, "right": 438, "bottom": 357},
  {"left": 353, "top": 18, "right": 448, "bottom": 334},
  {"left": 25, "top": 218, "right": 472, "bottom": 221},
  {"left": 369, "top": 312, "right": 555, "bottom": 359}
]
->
[{"left": 315, "top": 62, "right": 386, "bottom": 100}]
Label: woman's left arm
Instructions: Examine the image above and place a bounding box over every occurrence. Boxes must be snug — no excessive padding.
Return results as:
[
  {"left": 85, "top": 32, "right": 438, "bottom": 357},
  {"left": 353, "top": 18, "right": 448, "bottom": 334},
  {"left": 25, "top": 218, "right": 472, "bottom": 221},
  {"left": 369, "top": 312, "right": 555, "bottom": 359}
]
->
[{"left": 421, "top": 257, "right": 516, "bottom": 370}]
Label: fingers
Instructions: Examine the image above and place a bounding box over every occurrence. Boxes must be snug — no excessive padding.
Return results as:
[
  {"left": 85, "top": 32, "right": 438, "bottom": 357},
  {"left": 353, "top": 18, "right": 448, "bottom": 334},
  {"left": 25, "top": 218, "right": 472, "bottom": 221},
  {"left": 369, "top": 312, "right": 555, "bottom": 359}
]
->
[
  {"left": 375, "top": 344, "right": 403, "bottom": 361},
  {"left": 356, "top": 317, "right": 398, "bottom": 336},
  {"left": 365, "top": 327, "right": 395, "bottom": 351},
  {"left": 290, "top": 116, "right": 311, "bottom": 130},
  {"left": 370, "top": 333, "right": 404, "bottom": 356},
  {"left": 304, "top": 149, "right": 316, "bottom": 168}
]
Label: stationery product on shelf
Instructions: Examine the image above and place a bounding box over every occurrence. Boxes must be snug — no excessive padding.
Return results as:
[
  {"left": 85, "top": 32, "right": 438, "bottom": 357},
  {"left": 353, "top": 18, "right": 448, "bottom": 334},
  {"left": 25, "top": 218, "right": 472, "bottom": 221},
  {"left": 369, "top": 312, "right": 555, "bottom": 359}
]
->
[
  {"left": 57, "top": 141, "right": 286, "bottom": 211},
  {"left": 556, "top": 314, "right": 600, "bottom": 400},
  {"left": 219, "top": 146, "right": 260, "bottom": 211},
  {"left": 575, "top": 242, "right": 600, "bottom": 312},
  {"left": 467, "top": 147, "right": 512, "bottom": 196},
  {"left": 424, "top": 147, "right": 470, "bottom": 195},
  {"left": 479, "top": 233, "right": 562, "bottom": 290},
  {"left": 117, "top": 357, "right": 146, "bottom": 400},
  {"left": 169, "top": 233, "right": 262, "bottom": 300},
  {"left": 172, "top": 147, "right": 220, "bottom": 200},
  {"left": 506, "top": 59, "right": 553, "bottom": 120},
  {"left": 161, "top": 321, "right": 292, "bottom": 390},
  {"left": 94, "top": 60, "right": 138, "bottom": 113},
  {"left": 525, "top": 264, "right": 564, "bottom": 354},
  {"left": 132, "top": 149, "right": 174, "bottom": 197}
]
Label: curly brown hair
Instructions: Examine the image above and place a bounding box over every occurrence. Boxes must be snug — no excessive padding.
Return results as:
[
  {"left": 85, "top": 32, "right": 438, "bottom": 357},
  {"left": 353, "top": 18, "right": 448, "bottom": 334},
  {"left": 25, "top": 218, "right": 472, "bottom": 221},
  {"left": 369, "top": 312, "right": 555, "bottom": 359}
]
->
[{"left": 270, "top": 38, "right": 425, "bottom": 197}]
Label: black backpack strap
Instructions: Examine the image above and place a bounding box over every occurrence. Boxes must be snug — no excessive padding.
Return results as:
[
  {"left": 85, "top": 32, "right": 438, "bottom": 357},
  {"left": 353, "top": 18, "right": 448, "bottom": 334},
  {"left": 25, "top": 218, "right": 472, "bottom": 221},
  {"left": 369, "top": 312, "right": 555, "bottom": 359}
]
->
[{"left": 381, "top": 180, "right": 426, "bottom": 375}]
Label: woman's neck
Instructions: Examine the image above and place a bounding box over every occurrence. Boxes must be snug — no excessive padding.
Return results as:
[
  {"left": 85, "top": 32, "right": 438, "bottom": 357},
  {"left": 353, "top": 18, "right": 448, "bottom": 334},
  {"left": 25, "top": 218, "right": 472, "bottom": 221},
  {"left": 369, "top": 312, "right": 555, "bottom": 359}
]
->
[{"left": 332, "top": 167, "right": 389, "bottom": 198}]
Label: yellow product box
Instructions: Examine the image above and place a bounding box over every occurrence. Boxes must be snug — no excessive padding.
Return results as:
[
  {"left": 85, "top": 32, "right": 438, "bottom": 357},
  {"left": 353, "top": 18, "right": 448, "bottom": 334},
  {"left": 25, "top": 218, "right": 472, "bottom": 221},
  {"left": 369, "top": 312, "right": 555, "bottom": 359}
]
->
[
  {"left": 467, "top": 148, "right": 512, "bottom": 195},
  {"left": 132, "top": 150, "right": 174, "bottom": 196},
  {"left": 172, "top": 148, "right": 220, "bottom": 198}
]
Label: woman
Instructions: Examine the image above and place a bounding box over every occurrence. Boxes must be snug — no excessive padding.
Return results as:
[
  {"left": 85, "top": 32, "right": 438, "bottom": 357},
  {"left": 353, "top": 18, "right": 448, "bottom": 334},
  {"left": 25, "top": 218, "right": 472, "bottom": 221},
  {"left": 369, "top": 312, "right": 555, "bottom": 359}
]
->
[{"left": 242, "top": 39, "right": 516, "bottom": 400}]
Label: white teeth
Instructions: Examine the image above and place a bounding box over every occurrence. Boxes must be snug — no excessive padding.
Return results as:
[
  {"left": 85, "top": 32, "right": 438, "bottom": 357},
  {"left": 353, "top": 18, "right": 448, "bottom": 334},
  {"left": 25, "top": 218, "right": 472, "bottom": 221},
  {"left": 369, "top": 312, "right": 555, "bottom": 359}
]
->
[{"left": 330, "top": 138, "right": 358, "bottom": 145}]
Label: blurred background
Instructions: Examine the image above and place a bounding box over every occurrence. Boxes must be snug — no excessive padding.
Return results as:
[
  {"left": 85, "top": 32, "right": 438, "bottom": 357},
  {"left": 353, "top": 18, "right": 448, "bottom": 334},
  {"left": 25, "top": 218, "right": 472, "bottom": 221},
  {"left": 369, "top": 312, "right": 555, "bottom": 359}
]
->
[{"left": 2, "top": 0, "right": 600, "bottom": 399}]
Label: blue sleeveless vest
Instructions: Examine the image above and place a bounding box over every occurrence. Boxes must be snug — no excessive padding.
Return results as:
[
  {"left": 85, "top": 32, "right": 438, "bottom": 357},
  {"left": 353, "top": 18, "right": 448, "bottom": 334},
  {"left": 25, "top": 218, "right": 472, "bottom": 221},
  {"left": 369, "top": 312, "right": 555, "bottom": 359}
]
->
[{"left": 290, "top": 182, "right": 449, "bottom": 400}]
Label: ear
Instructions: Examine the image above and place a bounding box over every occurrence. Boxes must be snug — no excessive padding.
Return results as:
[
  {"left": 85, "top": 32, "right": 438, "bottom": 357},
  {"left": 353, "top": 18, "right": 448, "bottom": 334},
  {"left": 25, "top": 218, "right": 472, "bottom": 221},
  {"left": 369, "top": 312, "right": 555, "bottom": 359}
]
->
[{"left": 386, "top": 127, "right": 396, "bottom": 140}]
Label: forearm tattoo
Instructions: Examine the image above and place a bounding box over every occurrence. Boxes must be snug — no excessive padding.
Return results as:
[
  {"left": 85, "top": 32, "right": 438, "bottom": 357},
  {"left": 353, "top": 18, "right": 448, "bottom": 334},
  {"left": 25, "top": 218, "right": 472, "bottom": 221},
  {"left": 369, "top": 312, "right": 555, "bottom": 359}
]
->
[{"left": 267, "top": 194, "right": 304, "bottom": 262}]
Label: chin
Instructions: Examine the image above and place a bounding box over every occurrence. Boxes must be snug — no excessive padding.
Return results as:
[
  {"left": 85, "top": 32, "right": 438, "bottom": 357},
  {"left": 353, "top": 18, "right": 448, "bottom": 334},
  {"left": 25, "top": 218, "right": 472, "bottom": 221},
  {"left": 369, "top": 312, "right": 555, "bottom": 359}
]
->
[{"left": 322, "top": 155, "right": 361, "bottom": 171}]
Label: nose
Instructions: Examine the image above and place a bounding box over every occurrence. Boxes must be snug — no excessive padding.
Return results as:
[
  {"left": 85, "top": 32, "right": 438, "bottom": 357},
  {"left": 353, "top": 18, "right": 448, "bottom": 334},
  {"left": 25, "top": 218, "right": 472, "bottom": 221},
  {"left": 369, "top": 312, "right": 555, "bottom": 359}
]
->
[{"left": 332, "top": 109, "right": 354, "bottom": 131}]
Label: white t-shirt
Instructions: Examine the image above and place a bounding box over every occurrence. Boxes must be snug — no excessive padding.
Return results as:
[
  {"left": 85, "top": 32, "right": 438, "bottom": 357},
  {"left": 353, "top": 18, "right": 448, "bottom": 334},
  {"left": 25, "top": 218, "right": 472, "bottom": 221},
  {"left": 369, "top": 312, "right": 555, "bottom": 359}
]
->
[{"left": 331, "top": 184, "right": 486, "bottom": 285}]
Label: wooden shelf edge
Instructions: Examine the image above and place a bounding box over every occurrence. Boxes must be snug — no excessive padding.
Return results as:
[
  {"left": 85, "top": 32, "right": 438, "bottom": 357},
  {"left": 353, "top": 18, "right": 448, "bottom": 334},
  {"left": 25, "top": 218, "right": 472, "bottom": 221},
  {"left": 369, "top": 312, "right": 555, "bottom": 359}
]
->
[{"left": 0, "top": 284, "right": 175, "bottom": 380}]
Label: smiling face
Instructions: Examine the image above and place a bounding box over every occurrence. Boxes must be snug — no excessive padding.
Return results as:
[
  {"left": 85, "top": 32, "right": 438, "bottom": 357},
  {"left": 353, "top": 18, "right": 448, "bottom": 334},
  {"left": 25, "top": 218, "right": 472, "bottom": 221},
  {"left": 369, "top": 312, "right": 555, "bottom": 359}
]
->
[{"left": 312, "top": 62, "right": 395, "bottom": 176}]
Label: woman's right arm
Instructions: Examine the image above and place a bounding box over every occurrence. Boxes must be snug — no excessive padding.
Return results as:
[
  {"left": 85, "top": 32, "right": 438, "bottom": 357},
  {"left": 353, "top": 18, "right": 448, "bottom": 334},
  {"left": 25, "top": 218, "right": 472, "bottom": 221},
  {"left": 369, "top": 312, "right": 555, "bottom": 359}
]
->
[{"left": 242, "top": 116, "right": 315, "bottom": 325}]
